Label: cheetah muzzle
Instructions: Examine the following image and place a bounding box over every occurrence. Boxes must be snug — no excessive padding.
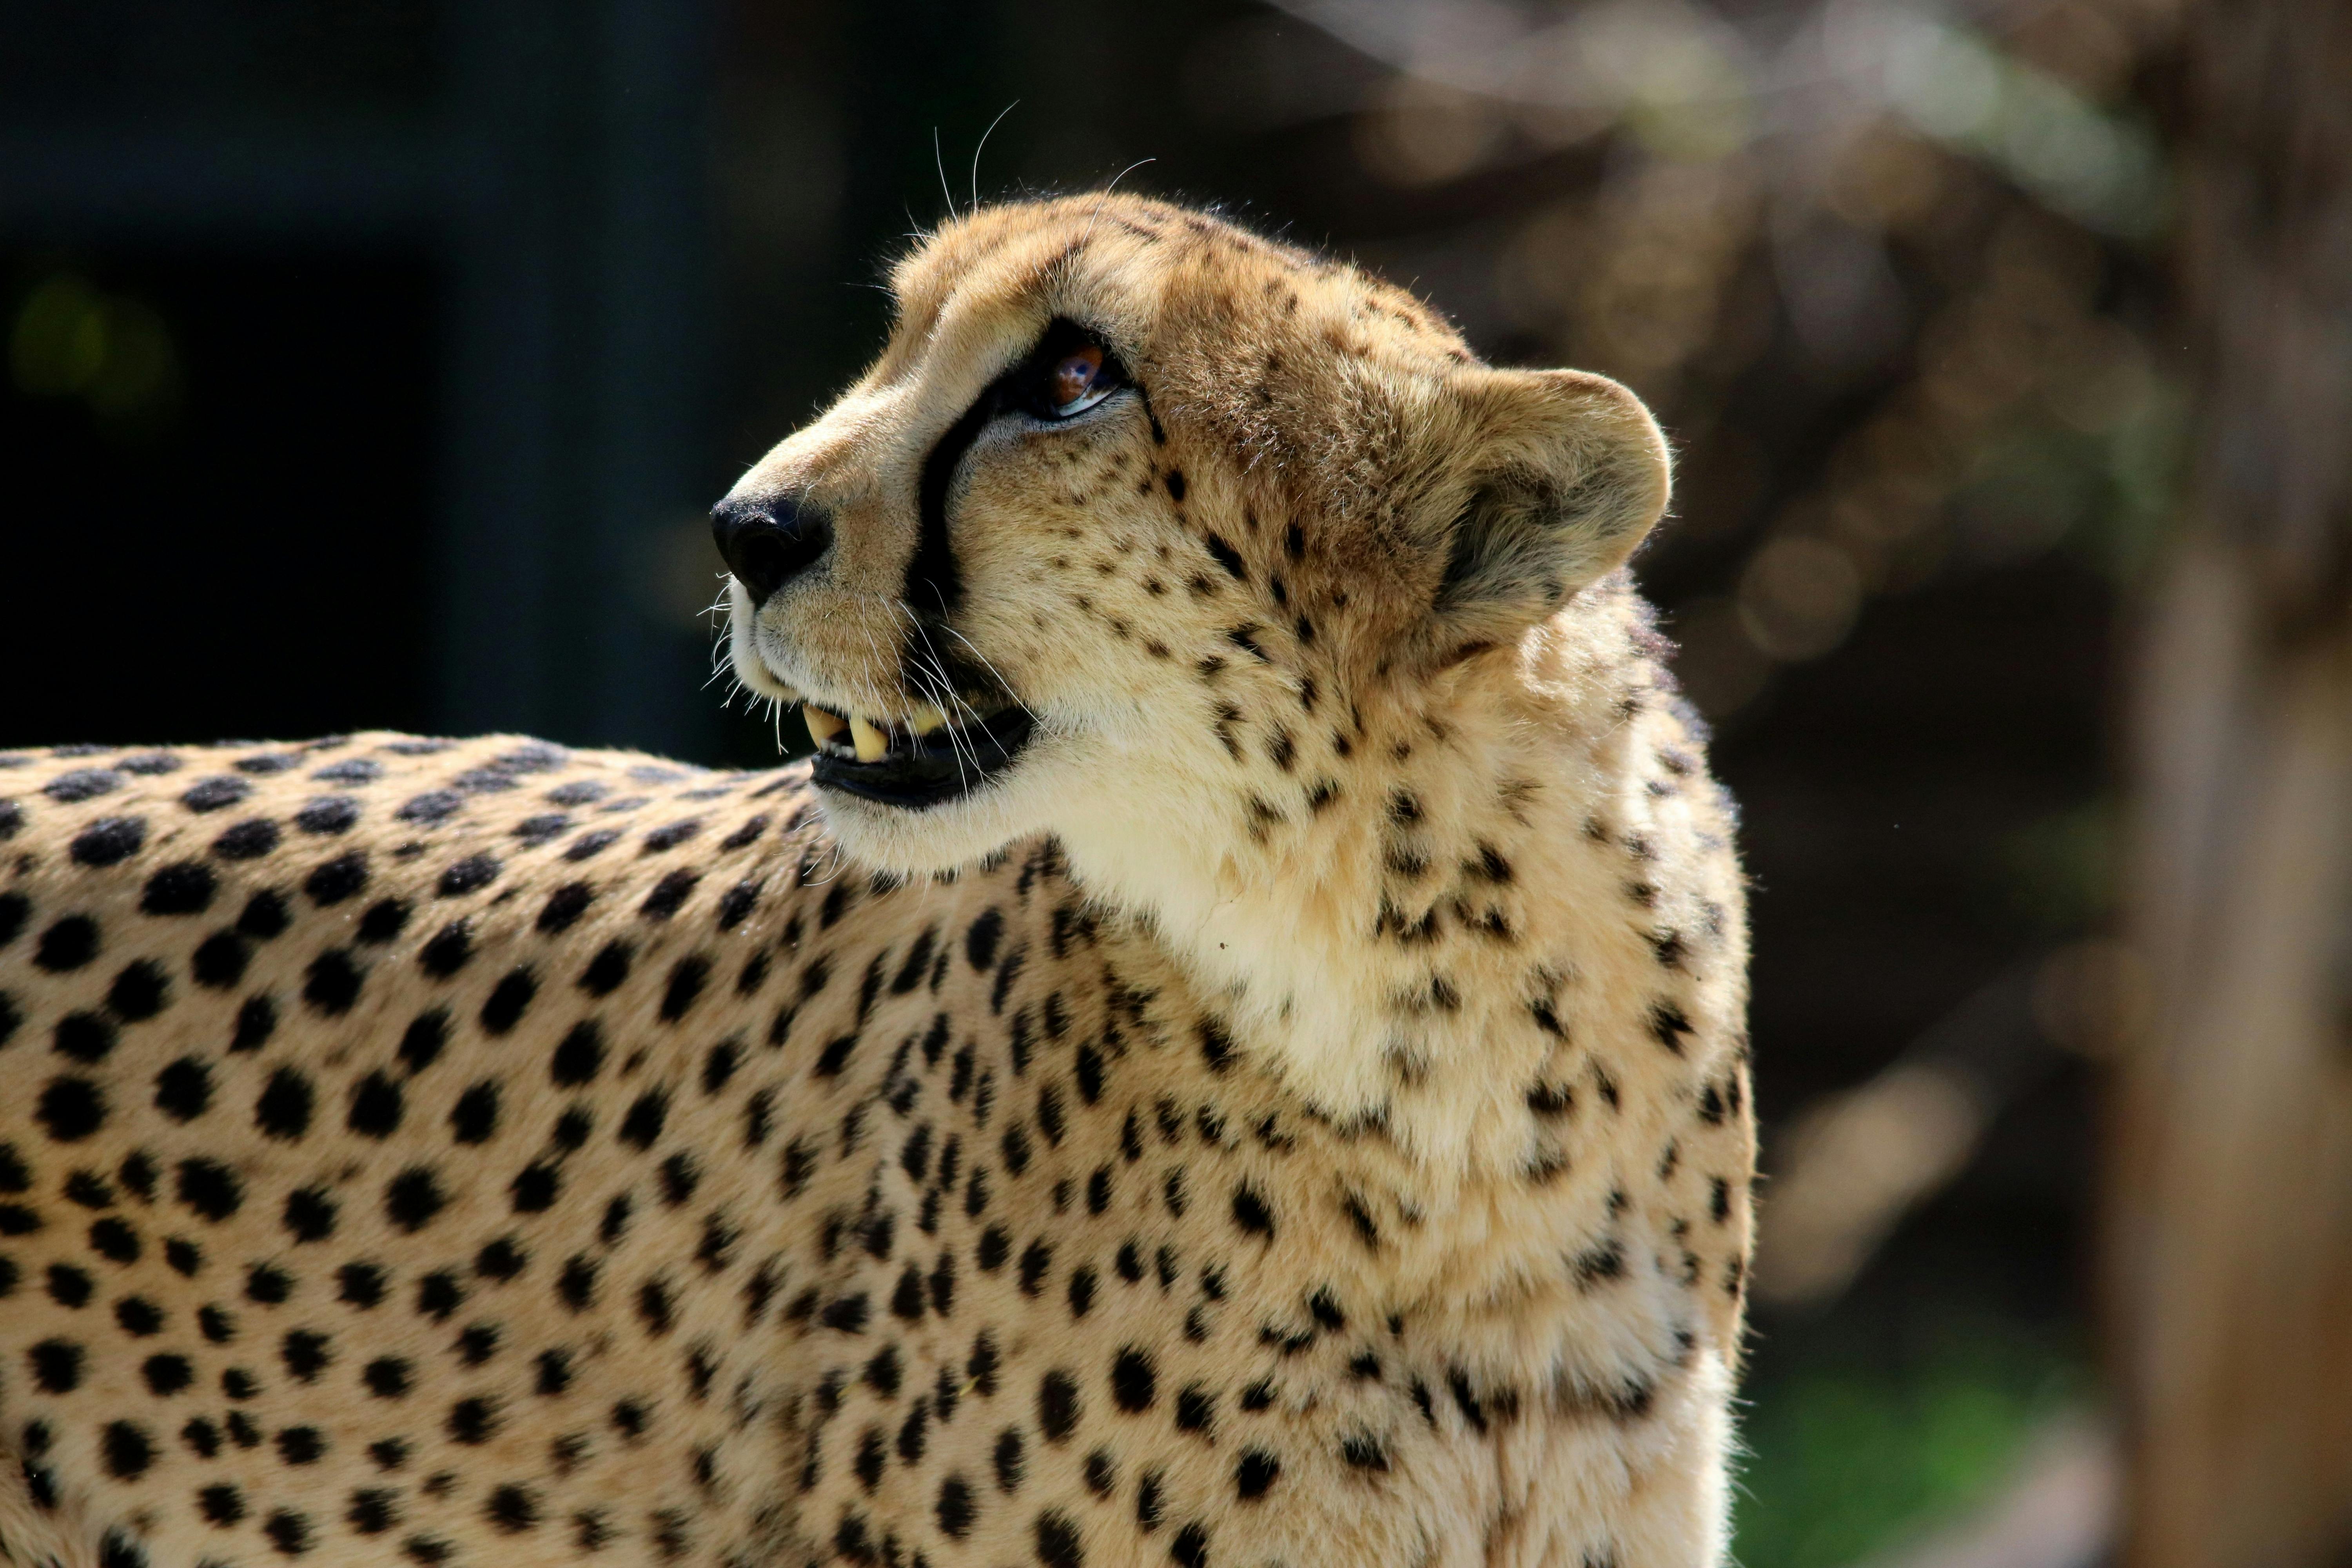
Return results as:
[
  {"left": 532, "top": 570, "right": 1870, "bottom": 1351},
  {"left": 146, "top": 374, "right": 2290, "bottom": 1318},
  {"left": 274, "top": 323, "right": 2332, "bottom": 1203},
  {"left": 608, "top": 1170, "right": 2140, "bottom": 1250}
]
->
[
  {"left": 0, "top": 196, "right": 1754, "bottom": 1568},
  {"left": 802, "top": 705, "right": 1036, "bottom": 811}
]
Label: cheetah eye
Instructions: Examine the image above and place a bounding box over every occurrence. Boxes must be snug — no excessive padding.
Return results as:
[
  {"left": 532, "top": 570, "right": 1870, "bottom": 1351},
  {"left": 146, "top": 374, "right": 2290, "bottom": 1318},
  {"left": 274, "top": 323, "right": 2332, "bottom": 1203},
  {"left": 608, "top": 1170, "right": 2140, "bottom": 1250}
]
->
[
  {"left": 1047, "top": 345, "right": 1112, "bottom": 418},
  {"left": 1014, "top": 321, "right": 1127, "bottom": 422}
]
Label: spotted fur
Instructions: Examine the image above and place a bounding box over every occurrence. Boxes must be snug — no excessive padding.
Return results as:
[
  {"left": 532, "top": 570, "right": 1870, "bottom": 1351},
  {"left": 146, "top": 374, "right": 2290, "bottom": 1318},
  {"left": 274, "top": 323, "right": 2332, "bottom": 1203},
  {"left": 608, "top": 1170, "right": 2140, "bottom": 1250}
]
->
[{"left": 0, "top": 197, "right": 1752, "bottom": 1568}]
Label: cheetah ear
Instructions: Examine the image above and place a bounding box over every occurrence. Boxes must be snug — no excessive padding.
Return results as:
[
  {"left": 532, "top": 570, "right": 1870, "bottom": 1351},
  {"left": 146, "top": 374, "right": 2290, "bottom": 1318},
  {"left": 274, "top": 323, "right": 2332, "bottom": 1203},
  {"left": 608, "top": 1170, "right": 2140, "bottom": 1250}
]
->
[{"left": 1419, "top": 367, "right": 1670, "bottom": 647}]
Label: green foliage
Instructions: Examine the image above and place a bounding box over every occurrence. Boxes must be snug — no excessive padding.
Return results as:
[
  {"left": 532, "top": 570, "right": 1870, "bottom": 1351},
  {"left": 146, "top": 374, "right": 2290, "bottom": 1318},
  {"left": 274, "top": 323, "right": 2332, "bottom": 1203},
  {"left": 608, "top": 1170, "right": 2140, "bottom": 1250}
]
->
[{"left": 1734, "top": 1328, "right": 2083, "bottom": 1568}]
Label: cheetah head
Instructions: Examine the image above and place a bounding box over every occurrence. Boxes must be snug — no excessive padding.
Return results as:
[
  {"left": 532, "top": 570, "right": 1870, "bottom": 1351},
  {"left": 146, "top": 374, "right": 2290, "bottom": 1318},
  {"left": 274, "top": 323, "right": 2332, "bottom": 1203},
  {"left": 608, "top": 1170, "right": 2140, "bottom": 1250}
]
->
[{"left": 715, "top": 195, "right": 1668, "bottom": 881}]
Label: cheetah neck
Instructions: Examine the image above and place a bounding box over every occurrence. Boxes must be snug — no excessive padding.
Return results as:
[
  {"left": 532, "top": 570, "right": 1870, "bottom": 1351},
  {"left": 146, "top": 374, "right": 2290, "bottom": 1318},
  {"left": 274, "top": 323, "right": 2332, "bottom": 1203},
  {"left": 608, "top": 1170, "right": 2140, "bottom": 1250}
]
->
[{"left": 1055, "top": 613, "right": 1647, "bottom": 1178}]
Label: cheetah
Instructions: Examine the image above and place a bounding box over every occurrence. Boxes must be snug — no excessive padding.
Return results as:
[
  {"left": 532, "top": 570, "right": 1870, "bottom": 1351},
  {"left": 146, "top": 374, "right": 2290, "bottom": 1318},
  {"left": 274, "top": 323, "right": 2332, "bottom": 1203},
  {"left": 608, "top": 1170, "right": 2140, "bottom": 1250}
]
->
[{"left": 0, "top": 195, "right": 1753, "bottom": 1568}]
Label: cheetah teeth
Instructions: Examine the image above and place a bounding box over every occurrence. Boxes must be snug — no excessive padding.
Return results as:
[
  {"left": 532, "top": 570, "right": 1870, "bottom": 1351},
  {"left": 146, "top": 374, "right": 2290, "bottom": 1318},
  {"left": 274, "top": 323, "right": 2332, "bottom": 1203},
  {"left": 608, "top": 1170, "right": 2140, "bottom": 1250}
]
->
[{"left": 804, "top": 702, "right": 960, "bottom": 762}]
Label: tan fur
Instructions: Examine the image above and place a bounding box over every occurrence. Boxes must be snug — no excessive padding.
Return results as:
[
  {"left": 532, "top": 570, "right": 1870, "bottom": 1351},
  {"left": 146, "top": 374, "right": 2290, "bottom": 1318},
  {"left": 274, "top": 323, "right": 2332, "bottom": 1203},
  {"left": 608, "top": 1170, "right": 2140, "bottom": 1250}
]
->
[{"left": 0, "top": 196, "right": 1751, "bottom": 1568}]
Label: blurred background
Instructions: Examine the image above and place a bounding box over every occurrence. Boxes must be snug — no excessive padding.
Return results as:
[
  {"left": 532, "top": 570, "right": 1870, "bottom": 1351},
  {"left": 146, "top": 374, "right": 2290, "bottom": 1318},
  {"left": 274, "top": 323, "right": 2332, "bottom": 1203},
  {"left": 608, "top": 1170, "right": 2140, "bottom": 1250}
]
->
[{"left": 6, "top": 2, "right": 2348, "bottom": 1564}]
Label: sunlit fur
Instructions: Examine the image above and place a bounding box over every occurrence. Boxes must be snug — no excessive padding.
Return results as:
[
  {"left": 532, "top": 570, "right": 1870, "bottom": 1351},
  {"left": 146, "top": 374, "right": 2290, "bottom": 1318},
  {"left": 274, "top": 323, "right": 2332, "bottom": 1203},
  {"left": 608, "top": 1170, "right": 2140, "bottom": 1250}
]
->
[
  {"left": 0, "top": 196, "right": 1751, "bottom": 1568},
  {"left": 719, "top": 194, "right": 1755, "bottom": 1563}
]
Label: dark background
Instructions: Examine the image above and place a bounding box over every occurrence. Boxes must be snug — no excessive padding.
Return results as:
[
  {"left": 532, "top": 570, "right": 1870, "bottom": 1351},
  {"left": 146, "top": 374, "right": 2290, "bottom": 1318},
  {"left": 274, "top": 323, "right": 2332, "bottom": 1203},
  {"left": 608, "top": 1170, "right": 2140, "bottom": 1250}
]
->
[{"left": 2, "top": 4, "right": 2161, "bottom": 1562}]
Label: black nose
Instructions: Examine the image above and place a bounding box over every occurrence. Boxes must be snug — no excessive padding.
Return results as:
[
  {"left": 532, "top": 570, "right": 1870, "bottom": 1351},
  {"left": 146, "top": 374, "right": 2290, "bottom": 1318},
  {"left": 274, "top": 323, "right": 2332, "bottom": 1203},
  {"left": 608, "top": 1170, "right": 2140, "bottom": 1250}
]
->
[{"left": 711, "top": 493, "right": 833, "bottom": 606}]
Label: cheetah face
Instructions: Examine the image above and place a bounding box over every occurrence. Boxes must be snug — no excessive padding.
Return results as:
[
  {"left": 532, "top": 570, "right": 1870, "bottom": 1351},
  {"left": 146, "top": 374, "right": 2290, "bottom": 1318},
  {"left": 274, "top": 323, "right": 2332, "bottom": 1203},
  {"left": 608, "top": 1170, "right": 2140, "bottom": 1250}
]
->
[{"left": 715, "top": 195, "right": 1669, "bottom": 879}]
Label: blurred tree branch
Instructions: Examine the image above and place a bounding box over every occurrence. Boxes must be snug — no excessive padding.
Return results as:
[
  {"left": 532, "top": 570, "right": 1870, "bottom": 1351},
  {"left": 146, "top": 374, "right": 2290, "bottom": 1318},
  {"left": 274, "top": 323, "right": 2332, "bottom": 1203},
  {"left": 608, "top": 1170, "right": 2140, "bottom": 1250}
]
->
[{"left": 2108, "top": 0, "right": 2352, "bottom": 1561}]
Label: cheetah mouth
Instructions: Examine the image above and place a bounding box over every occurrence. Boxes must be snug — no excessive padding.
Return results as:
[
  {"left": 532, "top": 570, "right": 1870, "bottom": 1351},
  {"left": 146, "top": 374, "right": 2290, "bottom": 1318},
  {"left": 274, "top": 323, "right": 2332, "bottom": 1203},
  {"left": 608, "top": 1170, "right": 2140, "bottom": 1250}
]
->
[{"left": 804, "top": 701, "right": 1036, "bottom": 809}]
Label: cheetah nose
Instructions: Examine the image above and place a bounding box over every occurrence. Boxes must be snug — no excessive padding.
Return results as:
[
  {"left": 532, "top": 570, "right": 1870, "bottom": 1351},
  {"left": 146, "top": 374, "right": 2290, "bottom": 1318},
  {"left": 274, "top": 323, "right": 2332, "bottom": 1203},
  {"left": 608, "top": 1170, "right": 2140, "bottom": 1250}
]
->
[{"left": 711, "top": 492, "right": 833, "bottom": 607}]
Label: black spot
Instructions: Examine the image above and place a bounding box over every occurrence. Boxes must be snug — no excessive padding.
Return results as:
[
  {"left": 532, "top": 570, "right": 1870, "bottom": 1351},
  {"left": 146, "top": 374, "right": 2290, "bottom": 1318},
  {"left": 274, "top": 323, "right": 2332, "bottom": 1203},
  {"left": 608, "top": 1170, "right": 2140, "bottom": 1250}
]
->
[
  {"left": 397, "top": 789, "right": 463, "bottom": 824},
  {"left": 72, "top": 817, "right": 147, "bottom": 867},
  {"left": 1036, "top": 1510, "right": 1085, "bottom": 1568},
  {"left": 245, "top": 1261, "right": 293, "bottom": 1304},
  {"left": 716, "top": 879, "right": 760, "bottom": 929},
  {"left": 581, "top": 940, "right": 632, "bottom": 995},
  {"left": 447, "top": 1396, "right": 499, "bottom": 1445},
  {"left": 658, "top": 1151, "right": 700, "bottom": 1207},
  {"left": 815, "top": 1033, "right": 859, "bottom": 1076},
  {"left": 190, "top": 930, "right": 249, "bottom": 989},
  {"left": 1174, "top": 1385, "right": 1215, "bottom": 1435},
  {"left": 419, "top": 920, "right": 473, "bottom": 978},
  {"left": 200, "top": 1482, "right": 248, "bottom": 1525},
  {"left": 936, "top": 1476, "right": 976, "bottom": 1539},
  {"left": 398, "top": 1009, "right": 449, "bottom": 1073},
  {"left": 213, "top": 819, "right": 281, "bottom": 860},
  {"left": 550, "top": 1021, "right": 604, "bottom": 1086},
  {"left": 481, "top": 968, "right": 538, "bottom": 1034},
  {"left": 48, "top": 1260, "right": 94, "bottom": 1306},
  {"left": 1171, "top": 1521, "right": 1209, "bottom": 1568},
  {"left": 439, "top": 853, "right": 501, "bottom": 897},
  {"left": 449, "top": 1081, "right": 500, "bottom": 1144},
  {"left": 619, "top": 1089, "right": 668, "bottom": 1149},
  {"left": 303, "top": 951, "right": 364, "bottom": 1016},
  {"left": 102, "top": 1419, "right": 154, "bottom": 1477},
  {"left": 641, "top": 869, "right": 700, "bottom": 920},
  {"left": 29, "top": 1337, "right": 83, "bottom": 1392},
  {"left": 87, "top": 1215, "right": 139, "bottom": 1262},
  {"left": 36, "top": 916, "right": 99, "bottom": 972},
  {"left": 234, "top": 890, "right": 289, "bottom": 940},
  {"left": 557, "top": 1255, "right": 599, "bottom": 1310},
  {"left": 278, "top": 1426, "right": 326, "bottom": 1464},
  {"left": 141, "top": 862, "right": 216, "bottom": 915},
  {"left": 304, "top": 853, "right": 369, "bottom": 906},
  {"left": 227, "top": 992, "right": 276, "bottom": 1052},
  {"left": 475, "top": 1235, "right": 527, "bottom": 1278},
  {"left": 339, "top": 1262, "right": 388, "bottom": 1307},
  {"left": 180, "top": 775, "right": 250, "bottom": 812},
  {"left": 349, "top": 1489, "right": 400, "bottom": 1534},
  {"left": 101, "top": 960, "right": 170, "bottom": 1024},
  {"left": 254, "top": 1068, "right": 315, "bottom": 1140},
  {"left": 282, "top": 1186, "right": 337, "bottom": 1242},
  {"left": 1018, "top": 1238, "right": 1052, "bottom": 1296},
  {"left": 1231, "top": 1185, "right": 1274, "bottom": 1239},
  {"left": 1038, "top": 1368, "right": 1081, "bottom": 1441},
  {"left": 385, "top": 1167, "right": 446, "bottom": 1231},
  {"left": 1112, "top": 1348, "right": 1156, "bottom": 1410},
  {"left": 1203, "top": 532, "right": 1245, "bottom": 580},
  {"left": 539, "top": 883, "right": 594, "bottom": 933},
  {"left": 509, "top": 1159, "right": 561, "bottom": 1212},
  {"left": 564, "top": 828, "right": 621, "bottom": 861},
  {"left": 636, "top": 1275, "right": 675, "bottom": 1335},
  {"left": 264, "top": 1509, "right": 314, "bottom": 1555},
  {"left": 38, "top": 1075, "right": 107, "bottom": 1142},
  {"left": 486, "top": 1484, "right": 539, "bottom": 1533},
  {"left": 282, "top": 1328, "right": 331, "bottom": 1379},
  {"left": 53, "top": 1011, "right": 118, "bottom": 1063},
  {"left": 660, "top": 955, "right": 709, "bottom": 1022},
  {"left": 994, "top": 1426, "right": 1025, "bottom": 1492},
  {"left": 296, "top": 796, "right": 361, "bottom": 835},
  {"left": 329, "top": 1077, "right": 408, "bottom": 1152},
  {"left": 142, "top": 1351, "right": 193, "bottom": 1395}
]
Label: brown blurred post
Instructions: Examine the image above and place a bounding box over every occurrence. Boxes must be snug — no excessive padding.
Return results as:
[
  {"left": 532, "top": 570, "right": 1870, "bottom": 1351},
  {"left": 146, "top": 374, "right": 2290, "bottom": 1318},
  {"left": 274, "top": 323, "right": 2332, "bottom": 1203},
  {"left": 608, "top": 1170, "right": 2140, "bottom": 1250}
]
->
[{"left": 2109, "top": 2, "right": 2352, "bottom": 1564}]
